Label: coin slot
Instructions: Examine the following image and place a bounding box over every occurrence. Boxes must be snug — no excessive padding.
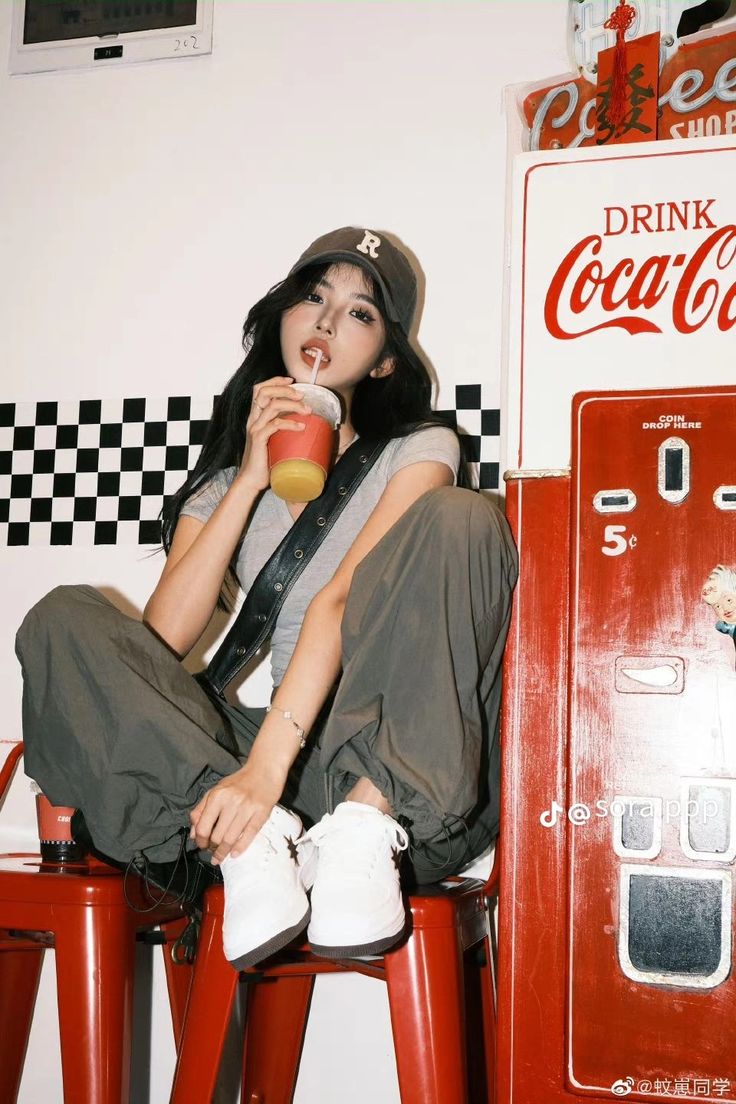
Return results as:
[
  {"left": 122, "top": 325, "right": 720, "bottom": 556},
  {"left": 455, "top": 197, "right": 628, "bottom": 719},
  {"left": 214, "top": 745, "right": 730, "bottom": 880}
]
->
[
  {"left": 714, "top": 486, "right": 736, "bottom": 511},
  {"left": 593, "top": 488, "right": 637, "bottom": 514},
  {"left": 658, "top": 437, "right": 690, "bottom": 504},
  {"left": 665, "top": 449, "right": 683, "bottom": 491}
]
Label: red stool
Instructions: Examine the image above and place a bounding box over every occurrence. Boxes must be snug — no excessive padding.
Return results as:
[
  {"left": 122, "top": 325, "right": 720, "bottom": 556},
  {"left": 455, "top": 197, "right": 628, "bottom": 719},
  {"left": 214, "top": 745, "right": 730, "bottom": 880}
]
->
[
  {"left": 169, "top": 862, "right": 498, "bottom": 1104},
  {"left": 0, "top": 743, "right": 193, "bottom": 1104}
]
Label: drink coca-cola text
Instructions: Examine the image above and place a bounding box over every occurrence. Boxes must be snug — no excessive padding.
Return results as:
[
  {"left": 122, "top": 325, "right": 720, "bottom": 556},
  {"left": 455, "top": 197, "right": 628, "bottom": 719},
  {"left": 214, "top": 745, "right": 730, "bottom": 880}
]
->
[{"left": 545, "top": 209, "right": 736, "bottom": 339}]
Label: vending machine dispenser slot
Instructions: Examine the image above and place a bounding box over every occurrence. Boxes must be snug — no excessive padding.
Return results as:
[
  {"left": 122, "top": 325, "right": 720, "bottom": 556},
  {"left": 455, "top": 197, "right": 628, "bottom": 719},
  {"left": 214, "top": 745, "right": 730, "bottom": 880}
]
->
[
  {"left": 619, "top": 866, "right": 731, "bottom": 988},
  {"left": 680, "top": 779, "right": 736, "bottom": 863},
  {"left": 593, "top": 489, "right": 637, "bottom": 514},
  {"left": 658, "top": 437, "right": 690, "bottom": 503},
  {"left": 613, "top": 796, "right": 662, "bottom": 859}
]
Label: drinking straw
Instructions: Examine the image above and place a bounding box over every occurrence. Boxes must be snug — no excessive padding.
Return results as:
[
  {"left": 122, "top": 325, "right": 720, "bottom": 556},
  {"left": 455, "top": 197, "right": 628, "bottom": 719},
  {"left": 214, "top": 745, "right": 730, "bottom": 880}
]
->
[{"left": 310, "top": 349, "right": 323, "bottom": 385}]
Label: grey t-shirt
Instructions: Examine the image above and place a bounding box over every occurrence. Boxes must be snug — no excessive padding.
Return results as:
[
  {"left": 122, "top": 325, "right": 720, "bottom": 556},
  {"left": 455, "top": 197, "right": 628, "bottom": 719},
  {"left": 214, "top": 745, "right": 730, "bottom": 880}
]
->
[{"left": 181, "top": 426, "right": 460, "bottom": 684}]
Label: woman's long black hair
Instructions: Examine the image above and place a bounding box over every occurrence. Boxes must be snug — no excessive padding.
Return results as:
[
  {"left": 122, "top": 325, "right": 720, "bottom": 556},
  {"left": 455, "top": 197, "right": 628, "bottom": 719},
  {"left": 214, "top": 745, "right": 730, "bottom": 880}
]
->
[{"left": 161, "top": 260, "right": 470, "bottom": 605}]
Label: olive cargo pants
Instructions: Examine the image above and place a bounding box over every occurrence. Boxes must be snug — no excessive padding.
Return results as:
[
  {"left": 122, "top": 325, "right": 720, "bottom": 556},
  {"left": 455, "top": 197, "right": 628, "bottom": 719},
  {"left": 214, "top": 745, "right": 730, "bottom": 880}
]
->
[{"left": 16, "top": 488, "right": 517, "bottom": 885}]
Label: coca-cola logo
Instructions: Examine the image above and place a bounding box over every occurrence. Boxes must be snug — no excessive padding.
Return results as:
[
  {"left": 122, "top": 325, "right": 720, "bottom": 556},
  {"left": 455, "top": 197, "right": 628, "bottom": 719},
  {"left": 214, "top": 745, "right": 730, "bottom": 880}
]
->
[{"left": 545, "top": 198, "right": 736, "bottom": 339}]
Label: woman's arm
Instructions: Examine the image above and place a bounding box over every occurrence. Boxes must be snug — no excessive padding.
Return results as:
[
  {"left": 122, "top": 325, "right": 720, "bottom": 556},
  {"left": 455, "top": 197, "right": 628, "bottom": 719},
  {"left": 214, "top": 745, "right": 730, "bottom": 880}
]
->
[
  {"left": 143, "top": 478, "right": 261, "bottom": 655},
  {"left": 144, "top": 376, "right": 311, "bottom": 655},
  {"left": 191, "top": 458, "right": 454, "bottom": 863}
]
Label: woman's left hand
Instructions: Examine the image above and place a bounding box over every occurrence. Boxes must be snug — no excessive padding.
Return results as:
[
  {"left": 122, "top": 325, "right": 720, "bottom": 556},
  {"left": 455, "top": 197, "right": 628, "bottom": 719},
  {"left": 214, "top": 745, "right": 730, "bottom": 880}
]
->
[{"left": 189, "top": 759, "right": 286, "bottom": 865}]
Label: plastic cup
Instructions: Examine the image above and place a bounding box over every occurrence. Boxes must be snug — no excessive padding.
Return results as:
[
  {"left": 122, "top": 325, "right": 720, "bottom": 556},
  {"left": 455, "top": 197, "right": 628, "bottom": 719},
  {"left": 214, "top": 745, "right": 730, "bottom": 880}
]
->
[
  {"left": 268, "top": 384, "right": 341, "bottom": 502},
  {"left": 32, "top": 783, "right": 85, "bottom": 862}
]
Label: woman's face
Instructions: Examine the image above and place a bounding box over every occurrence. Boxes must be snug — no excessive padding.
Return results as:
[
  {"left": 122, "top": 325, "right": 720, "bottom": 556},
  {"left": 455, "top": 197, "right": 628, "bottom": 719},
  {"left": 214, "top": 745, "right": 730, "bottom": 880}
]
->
[{"left": 280, "top": 263, "right": 388, "bottom": 402}]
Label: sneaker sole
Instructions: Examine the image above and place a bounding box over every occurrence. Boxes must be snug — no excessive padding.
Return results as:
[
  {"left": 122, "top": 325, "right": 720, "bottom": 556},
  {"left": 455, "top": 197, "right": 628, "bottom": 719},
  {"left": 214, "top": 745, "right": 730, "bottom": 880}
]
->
[
  {"left": 309, "top": 919, "right": 407, "bottom": 959},
  {"left": 227, "top": 906, "right": 311, "bottom": 971}
]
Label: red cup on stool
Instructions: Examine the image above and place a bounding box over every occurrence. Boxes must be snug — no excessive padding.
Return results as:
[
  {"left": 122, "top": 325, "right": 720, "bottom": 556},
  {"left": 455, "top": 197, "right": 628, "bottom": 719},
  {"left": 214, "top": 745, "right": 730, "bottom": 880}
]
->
[{"left": 33, "top": 787, "right": 85, "bottom": 863}]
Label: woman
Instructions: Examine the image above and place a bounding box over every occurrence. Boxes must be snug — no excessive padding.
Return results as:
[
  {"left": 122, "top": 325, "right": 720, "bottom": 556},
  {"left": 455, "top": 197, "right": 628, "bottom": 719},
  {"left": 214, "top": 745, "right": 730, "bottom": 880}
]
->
[{"left": 16, "top": 227, "right": 517, "bottom": 970}]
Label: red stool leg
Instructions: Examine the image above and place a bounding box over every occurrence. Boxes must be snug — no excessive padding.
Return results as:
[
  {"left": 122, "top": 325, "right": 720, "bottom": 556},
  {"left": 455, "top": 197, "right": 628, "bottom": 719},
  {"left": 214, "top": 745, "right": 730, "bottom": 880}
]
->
[
  {"left": 0, "top": 943, "right": 45, "bottom": 1103},
  {"left": 169, "top": 908, "right": 239, "bottom": 1104},
  {"left": 478, "top": 932, "right": 496, "bottom": 1104},
  {"left": 385, "top": 925, "right": 468, "bottom": 1104},
  {"left": 241, "top": 974, "right": 315, "bottom": 1104},
  {"left": 54, "top": 904, "right": 137, "bottom": 1104},
  {"left": 160, "top": 917, "right": 195, "bottom": 1049},
  {"left": 464, "top": 931, "right": 496, "bottom": 1104}
]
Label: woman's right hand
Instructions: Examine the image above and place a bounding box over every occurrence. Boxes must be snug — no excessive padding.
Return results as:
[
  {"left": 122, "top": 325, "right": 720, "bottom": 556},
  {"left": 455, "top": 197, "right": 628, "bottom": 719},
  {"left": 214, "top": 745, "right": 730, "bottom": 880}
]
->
[
  {"left": 189, "top": 756, "right": 287, "bottom": 864},
  {"left": 237, "top": 376, "right": 311, "bottom": 491}
]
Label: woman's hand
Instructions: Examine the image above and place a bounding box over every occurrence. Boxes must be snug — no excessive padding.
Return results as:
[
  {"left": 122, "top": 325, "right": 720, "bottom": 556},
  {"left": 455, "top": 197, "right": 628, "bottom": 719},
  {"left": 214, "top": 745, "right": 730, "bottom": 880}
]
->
[
  {"left": 237, "top": 376, "right": 311, "bottom": 491},
  {"left": 189, "top": 758, "right": 287, "bottom": 865}
]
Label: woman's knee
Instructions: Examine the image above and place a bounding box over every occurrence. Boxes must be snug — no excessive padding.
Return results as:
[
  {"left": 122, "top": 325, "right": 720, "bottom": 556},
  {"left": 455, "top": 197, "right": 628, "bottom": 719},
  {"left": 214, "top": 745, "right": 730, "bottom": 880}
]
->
[
  {"left": 418, "top": 486, "right": 512, "bottom": 548},
  {"left": 417, "top": 485, "right": 496, "bottom": 524},
  {"left": 410, "top": 489, "right": 518, "bottom": 606},
  {"left": 16, "top": 585, "right": 106, "bottom": 655},
  {"left": 27, "top": 584, "right": 103, "bottom": 625}
]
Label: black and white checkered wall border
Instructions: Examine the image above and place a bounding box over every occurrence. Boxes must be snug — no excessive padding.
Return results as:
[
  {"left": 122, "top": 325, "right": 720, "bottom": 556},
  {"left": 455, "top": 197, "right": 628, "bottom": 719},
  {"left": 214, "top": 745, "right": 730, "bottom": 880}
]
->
[
  {"left": 0, "top": 386, "right": 500, "bottom": 547},
  {"left": 442, "top": 383, "right": 501, "bottom": 493},
  {"left": 0, "top": 396, "right": 213, "bottom": 547}
]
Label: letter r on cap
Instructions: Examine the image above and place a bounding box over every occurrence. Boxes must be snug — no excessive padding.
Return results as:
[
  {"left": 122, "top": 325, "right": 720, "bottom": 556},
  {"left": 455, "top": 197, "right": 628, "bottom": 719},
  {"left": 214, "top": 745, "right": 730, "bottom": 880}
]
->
[{"left": 357, "top": 231, "right": 381, "bottom": 258}]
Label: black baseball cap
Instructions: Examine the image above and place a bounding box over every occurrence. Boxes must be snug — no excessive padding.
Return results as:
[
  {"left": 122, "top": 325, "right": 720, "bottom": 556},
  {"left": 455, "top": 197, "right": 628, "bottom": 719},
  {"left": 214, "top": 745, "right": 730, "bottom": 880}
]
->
[{"left": 289, "top": 227, "right": 418, "bottom": 334}]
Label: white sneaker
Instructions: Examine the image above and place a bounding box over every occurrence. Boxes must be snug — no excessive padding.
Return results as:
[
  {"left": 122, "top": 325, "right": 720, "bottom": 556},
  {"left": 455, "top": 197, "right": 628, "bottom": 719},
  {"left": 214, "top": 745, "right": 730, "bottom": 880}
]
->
[
  {"left": 301, "top": 801, "right": 409, "bottom": 958},
  {"left": 220, "top": 805, "right": 310, "bottom": 970}
]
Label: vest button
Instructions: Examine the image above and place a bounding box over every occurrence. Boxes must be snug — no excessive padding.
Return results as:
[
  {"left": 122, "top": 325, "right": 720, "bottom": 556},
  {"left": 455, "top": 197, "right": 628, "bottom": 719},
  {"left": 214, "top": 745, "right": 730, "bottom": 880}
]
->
[
  {"left": 294, "top": 549, "right": 304, "bottom": 559},
  {"left": 257, "top": 613, "right": 267, "bottom": 623},
  {"left": 338, "top": 486, "right": 347, "bottom": 495},
  {"left": 236, "top": 646, "right": 247, "bottom": 656},
  {"left": 359, "top": 454, "right": 367, "bottom": 463},
  {"left": 274, "top": 582, "right": 283, "bottom": 592},
  {"left": 317, "top": 517, "right": 326, "bottom": 526}
]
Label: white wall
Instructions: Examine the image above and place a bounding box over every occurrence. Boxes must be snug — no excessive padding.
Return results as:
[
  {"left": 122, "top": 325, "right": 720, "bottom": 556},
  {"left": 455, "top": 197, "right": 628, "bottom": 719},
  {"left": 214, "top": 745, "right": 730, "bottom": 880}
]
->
[{"left": 0, "top": 2, "right": 571, "bottom": 1100}]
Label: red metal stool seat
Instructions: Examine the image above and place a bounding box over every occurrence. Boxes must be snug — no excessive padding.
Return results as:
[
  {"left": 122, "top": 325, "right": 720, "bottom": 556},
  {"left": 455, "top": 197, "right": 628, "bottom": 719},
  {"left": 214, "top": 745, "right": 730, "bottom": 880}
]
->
[
  {"left": 0, "top": 744, "right": 191, "bottom": 1104},
  {"left": 169, "top": 864, "right": 498, "bottom": 1104}
]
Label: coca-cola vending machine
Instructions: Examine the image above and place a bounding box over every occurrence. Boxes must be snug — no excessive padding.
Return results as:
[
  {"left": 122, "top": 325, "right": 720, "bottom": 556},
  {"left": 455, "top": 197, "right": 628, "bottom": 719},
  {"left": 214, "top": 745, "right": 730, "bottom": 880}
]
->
[{"left": 497, "top": 385, "right": 736, "bottom": 1103}]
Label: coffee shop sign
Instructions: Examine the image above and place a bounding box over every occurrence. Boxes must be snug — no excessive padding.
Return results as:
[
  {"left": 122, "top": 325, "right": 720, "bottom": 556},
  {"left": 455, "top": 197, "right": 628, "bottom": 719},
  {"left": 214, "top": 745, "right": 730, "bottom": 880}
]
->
[{"left": 525, "top": 0, "right": 736, "bottom": 150}]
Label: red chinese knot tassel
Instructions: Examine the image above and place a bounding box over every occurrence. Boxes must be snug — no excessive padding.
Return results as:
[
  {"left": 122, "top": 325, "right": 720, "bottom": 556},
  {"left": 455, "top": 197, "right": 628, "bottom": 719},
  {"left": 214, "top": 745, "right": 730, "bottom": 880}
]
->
[{"left": 604, "top": 0, "right": 637, "bottom": 129}]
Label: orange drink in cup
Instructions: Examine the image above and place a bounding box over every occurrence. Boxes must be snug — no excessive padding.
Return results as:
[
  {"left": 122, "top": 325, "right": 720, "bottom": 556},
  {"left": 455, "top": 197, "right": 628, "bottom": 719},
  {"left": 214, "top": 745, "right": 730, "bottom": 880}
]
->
[{"left": 268, "top": 383, "right": 342, "bottom": 501}]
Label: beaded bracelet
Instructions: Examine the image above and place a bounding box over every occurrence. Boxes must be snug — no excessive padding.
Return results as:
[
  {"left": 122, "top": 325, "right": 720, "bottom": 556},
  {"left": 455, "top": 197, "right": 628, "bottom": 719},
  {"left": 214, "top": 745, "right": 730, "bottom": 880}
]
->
[{"left": 265, "top": 704, "right": 306, "bottom": 748}]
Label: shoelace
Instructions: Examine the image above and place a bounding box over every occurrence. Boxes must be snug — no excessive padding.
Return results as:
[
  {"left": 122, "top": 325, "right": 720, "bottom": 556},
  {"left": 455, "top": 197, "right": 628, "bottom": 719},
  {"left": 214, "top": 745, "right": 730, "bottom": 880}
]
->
[
  {"left": 226, "top": 814, "right": 298, "bottom": 872},
  {"left": 299, "top": 815, "right": 409, "bottom": 880},
  {"left": 250, "top": 820, "right": 282, "bottom": 869}
]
